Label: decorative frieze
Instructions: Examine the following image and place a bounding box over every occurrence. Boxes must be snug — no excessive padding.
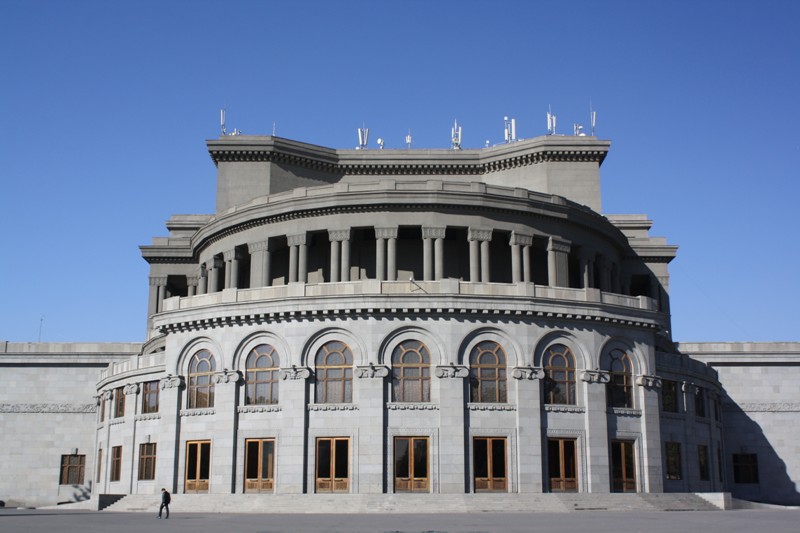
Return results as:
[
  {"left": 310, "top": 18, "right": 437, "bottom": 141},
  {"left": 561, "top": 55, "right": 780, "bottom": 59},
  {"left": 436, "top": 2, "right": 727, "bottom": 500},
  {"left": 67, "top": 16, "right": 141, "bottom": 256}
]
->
[
  {"left": 421, "top": 227, "right": 446, "bottom": 240},
  {"left": 238, "top": 404, "right": 282, "bottom": 413},
  {"left": 434, "top": 365, "right": 469, "bottom": 379},
  {"left": 149, "top": 276, "right": 167, "bottom": 286},
  {"left": 180, "top": 408, "right": 215, "bottom": 417},
  {"left": 0, "top": 403, "right": 96, "bottom": 414},
  {"left": 279, "top": 366, "right": 311, "bottom": 380},
  {"left": 636, "top": 375, "right": 662, "bottom": 389},
  {"left": 467, "top": 403, "right": 517, "bottom": 411},
  {"left": 609, "top": 407, "right": 642, "bottom": 417},
  {"left": 580, "top": 370, "right": 610, "bottom": 384},
  {"left": 110, "top": 418, "right": 125, "bottom": 426},
  {"left": 287, "top": 233, "right": 307, "bottom": 247},
  {"left": 307, "top": 403, "right": 359, "bottom": 411},
  {"left": 356, "top": 364, "right": 389, "bottom": 379},
  {"left": 467, "top": 228, "right": 492, "bottom": 242},
  {"left": 509, "top": 232, "right": 533, "bottom": 247},
  {"left": 386, "top": 403, "right": 439, "bottom": 411},
  {"left": 135, "top": 413, "right": 161, "bottom": 422},
  {"left": 328, "top": 229, "right": 351, "bottom": 242},
  {"left": 375, "top": 227, "right": 399, "bottom": 240},
  {"left": 544, "top": 404, "right": 585, "bottom": 414},
  {"left": 511, "top": 366, "right": 544, "bottom": 380}
]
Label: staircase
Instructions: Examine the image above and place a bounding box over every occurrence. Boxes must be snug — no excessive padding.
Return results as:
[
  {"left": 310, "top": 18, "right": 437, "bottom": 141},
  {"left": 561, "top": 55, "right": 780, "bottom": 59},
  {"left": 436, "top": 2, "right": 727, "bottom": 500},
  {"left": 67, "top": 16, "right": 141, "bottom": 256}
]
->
[{"left": 103, "top": 492, "right": 722, "bottom": 514}]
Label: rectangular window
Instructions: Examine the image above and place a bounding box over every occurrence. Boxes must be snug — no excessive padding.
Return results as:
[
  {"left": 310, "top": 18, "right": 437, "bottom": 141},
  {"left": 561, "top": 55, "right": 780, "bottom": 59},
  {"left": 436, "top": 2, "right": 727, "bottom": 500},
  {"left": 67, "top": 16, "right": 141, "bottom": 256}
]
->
[
  {"left": 138, "top": 443, "right": 157, "bottom": 481},
  {"left": 394, "top": 437, "right": 429, "bottom": 493},
  {"left": 113, "top": 387, "right": 125, "bottom": 418},
  {"left": 473, "top": 437, "right": 507, "bottom": 492},
  {"left": 315, "top": 438, "right": 350, "bottom": 493},
  {"left": 694, "top": 388, "right": 706, "bottom": 418},
  {"left": 661, "top": 380, "right": 679, "bottom": 413},
  {"left": 185, "top": 440, "right": 212, "bottom": 493},
  {"left": 698, "top": 444, "right": 710, "bottom": 481},
  {"left": 59, "top": 454, "right": 85, "bottom": 485},
  {"left": 142, "top": 381, "right": 159, "bottom": 414},
  {"left": 548, "top": 438, "right": 577, "bottom": 492},
  {"left": 110, "top": 446, "right": 122, "bottom": 482},
  {"left": 733, "top": 453, "right": 759, "bottom": 484},
  {"left": 96, "top": 448, "right": 102, "bottom": 483},
  {"left": 665, "top": 442, "right": 682, "bottom": 480},
  {"left": 245, "top": 439, "right": 275, "bottom": 493}
]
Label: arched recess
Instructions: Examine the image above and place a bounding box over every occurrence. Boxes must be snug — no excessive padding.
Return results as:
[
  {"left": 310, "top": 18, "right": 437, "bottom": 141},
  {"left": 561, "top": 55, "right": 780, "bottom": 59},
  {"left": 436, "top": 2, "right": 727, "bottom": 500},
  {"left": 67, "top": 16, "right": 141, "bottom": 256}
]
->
[
  {"left": 456, "top": 327, "right": 522, "bottom": 368},
  {"left": 378, "top": 326, "right": 445, "bottom": 368},
  {"left": 232, "top": 331, "right": 293, "bottom": 371},
  {"left": 301, "top": 327, "right": 366, "bottom": 368},
  {"left": 175, "top": 336, "right": 224, "bottom": 376},
  {"left": 532, "top": 331, "right": 590, "bottom": 371},
  {"left": 598, "top": 338, "right": 646, "bottom": 377}
]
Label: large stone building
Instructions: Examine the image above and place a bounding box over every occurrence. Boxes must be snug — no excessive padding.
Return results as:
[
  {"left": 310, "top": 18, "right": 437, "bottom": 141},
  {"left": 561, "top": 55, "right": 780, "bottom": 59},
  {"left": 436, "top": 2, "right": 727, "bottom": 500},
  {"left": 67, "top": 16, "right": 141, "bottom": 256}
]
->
[{"left": 1, "top": 133, "right": 798, "bottom": 508}]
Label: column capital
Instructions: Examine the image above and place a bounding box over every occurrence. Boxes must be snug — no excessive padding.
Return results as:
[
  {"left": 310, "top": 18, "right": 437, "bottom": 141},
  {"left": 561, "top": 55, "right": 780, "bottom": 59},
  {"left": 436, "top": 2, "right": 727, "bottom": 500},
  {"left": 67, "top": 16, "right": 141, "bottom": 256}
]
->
[
  {"left": 509, "top": 231, "right": 533, "bottom": 247},
  {"left": 511, "top": 366, "right": 544, "bottom": 380},
  {"left": 468, "top": 228, "right": 492, "bottom": 242},
  {"left": 149, "top": 276, "right": 167, "bottom": 286},
  {"left": 422, "top": 227, "right": 446, "bottom": 239},
  {"left": 329, "top": 229, "right": 352, "bottom": 242},
  {"left": 209, "top": 256, "right": 223, "bottom": 269},
  {"left": 580, "top": 369, "right": 610, "bottom": 384},
  {"left": 279, "top": 366, "right": 311, "bottom": 380},
  {"left": 636, "top": 374, "right": 662, "bottom": 389},
  {"left": 287, "top": 233, "right": 307, "bottom": 247},
  {"left": 356, "top": 364, "right": 390, "bottom": 379},
  {"left": 186, "top": 276, "right": 198, "bottom": 287},
  {"left": 434, "top": 364, "right": 469, "bottom": 378},
  {"left": 211, "top": 369, "right": 241, "bottom": 385},
  {"left": 123, "top": 383, "right": 140, "bottom": 396},
  {"left": 248, "top": 240, "right": 270, "bottom": 253},
  {"left": 375, "top": 227, "right": 399, "bottom": 240},
  {"left": 547, "top": 236, "right": 571, "bottom": 254}
]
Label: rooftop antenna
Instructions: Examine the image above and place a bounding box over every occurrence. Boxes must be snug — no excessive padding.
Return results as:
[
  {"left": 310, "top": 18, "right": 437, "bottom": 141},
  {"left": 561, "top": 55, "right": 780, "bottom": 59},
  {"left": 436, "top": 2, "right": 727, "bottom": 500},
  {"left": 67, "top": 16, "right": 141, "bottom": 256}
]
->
[
  {"left": 38, "top": 316, "right": 44, "bottom": 342},
  {"left": 272, "top": 121, "right": 277, "bottom": 136},
  {"left": 573, "top": 123, "right": 586, "bottom": 136},
  {"left": 405, "top": 129, "right": 412, "bottom": 149},
  {"left": 547, "top": 106, "right": 557, "bottom": 135},
  {"left": 377, "top": 137, "right": 385, "bottom": 150},
  {"left": 504, "top": 116, "right": 517, "bottom": 143},
  {"left": 220, "top": 108, "right": 226, "bottom": 136},
  {"left": 451, "top": 119, "right": 462, "bottom": 150},
  {"left": 590, "top": 102, "right": 597, "bottom": 136},
  {"left": 357, "top": 126, "right": 369, "bottom": 150}
]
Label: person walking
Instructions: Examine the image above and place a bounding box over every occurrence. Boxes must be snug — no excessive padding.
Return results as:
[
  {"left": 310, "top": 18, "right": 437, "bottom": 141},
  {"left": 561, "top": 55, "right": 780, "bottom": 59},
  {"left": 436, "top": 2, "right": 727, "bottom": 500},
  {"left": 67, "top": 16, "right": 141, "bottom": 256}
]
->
[{"left": 157, "top": 488, "right": 171, "bottom": 519}]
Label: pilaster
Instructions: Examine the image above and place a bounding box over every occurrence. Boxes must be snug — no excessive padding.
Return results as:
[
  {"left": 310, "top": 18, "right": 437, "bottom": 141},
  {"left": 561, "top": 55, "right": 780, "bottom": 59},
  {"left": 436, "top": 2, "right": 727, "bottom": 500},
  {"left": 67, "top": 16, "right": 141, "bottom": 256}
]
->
[
  {"left": 581, "top": 369, "right": 610, "bottom": 492},
  {"left": 513, "top": 366, "right": 544, "bottom": 492},
  {"left": 435, "top": 365, "right": 468, "bottom": 493}
]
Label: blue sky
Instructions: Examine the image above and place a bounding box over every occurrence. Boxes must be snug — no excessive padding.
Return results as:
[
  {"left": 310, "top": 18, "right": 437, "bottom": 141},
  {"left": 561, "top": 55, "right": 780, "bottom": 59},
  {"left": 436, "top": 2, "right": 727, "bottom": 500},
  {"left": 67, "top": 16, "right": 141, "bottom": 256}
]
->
[{"left": 1, "top": 1, "right": 798, "bottom": 343}]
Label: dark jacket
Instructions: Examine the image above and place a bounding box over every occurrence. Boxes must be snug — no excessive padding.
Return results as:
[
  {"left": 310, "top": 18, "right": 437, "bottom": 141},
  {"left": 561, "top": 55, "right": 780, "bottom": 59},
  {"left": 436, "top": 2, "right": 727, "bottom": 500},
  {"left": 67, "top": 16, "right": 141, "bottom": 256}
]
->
[{"left": 161, "top": 491, "right": 171, "bottom": 504}]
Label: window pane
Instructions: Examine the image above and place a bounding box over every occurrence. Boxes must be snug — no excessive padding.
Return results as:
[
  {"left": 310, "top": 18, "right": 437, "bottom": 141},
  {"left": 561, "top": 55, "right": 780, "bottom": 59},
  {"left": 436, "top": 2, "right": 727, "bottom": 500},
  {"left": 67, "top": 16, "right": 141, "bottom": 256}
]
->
[
  {"left": 199, "top": 443, "right": 211, "bottom": 479},
  {"left": 413, "top": 439, "right": 428, "bottom": 478},
  {"left": 246, "top": 441, "right": 259, "bottom": 479},
  {"left": 317, "top": 440, "right": 331, "bottom": 478},
  {"left": 395, "top": 438, "right": 410, "bottom": 478},
  {"left": 473, "top": 439, "right": 488, "bottom": 478},
  {"left": 262, "top": 441, "right": 274, "bottom": 479},
  {"left": 491, "top": 439, "right": 506, "bottom": 479},
  {"left": 334, "top": 440, "right": 349, "bottom": 479}
]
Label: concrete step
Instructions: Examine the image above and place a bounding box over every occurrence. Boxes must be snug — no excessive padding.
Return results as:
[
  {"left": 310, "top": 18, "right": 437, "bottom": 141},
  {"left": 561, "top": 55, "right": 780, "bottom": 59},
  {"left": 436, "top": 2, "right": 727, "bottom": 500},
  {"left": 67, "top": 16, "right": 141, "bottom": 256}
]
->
[{"left": 103, "top": 492, "right": 724, "bottom": 514}]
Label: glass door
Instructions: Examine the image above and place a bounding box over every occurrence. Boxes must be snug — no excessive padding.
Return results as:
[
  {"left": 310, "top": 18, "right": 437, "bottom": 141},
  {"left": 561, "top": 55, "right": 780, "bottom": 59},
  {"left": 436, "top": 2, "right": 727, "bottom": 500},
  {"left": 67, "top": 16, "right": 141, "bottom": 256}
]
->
[
  {"left": 473, "top": 437, "right": 507, "bottom": 492},
  {"left": 394, "top": 437, "right": 429, "bottom": 492},
  {"left": 185, "top": 440, "right": 211, "bottom": 493},
  {"left": 316, "top": 438, "right": 349, "bottom": 493}
]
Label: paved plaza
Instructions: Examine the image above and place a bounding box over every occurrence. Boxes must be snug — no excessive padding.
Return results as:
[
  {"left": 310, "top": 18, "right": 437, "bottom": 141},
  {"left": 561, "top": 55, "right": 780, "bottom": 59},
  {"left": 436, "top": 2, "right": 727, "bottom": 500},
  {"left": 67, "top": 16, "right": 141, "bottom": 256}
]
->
[{"left": 1, "top": 509, "right": 799, "bottom": 533}]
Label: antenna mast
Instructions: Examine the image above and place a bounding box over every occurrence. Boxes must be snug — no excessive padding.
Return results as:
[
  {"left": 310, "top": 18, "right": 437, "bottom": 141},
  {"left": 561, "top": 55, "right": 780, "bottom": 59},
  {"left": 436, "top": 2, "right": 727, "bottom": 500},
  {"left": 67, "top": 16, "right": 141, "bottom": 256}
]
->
[
  {"left": 220, "top": 108, "right": 226, "bottom": 136},
  {"left": 451, "top": 119, "right": 462, "bottom": 150}
]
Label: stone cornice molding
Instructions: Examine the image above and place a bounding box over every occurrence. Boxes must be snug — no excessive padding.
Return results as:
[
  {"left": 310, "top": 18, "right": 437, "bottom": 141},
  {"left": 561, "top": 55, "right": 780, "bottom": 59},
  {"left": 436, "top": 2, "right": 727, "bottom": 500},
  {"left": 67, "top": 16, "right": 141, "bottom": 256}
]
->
[
  {"left": 386, "top": 403, "right": 439, "bottom": 411},
  {"left": 509, "top": 232, "right": 533, "bottom": 247},
  {"left": 467, "top": 228, "right": 492, "bottom": 242},
  {"left": 421, "top": 227, "right": 446, "bottom": 240},
  {"left": 180, "top": 408, "right": 215, "bottom": 417},
  {"left": 636, "top": 375, "right": 662, "bottom": 389},
  {"left": 580, "top": 370, "right": 610, "bottom": 384},
  {"left": 159, "top": 375, "right": 184, "bottom": 390},
  {"left": 123, "top": 383, "right": 139, "bottom": 395},
  {"left": 544, "top": 404, "right": 585, "bottom": 414},
  {"left": 287, "top": 233, "right": 307, "bottom": 247},
  {"left": 511, "top": 366, "right": 544, "bottom": 380},
  {"left": 279, "top": 366, "right": 311, "bottom": 380},
  {"left": 307, "top": 403, "right": 358, "bottom": 411},
  {"left": 0, "top": 403, "right": 95, "bottom": 414},
  {"left": 135, "top": 413, "right": 161, "bottom": 422},
  {"left": 248, "top": 240, "right": 270, "bottom": 253},
  {"left": 211, "top": 369, "right": 241, "bottom": 384},
  {"left": 467, "top": 403, "right": 517, "bottom": 411},
  {"left": 434, "top": 364, "right": 469, "bottom": 378},
  {"left": 356, "top": 364, "right": 390, "bottom": 379},
  {"left": 238, "top": 404, "right": 282, "bottom": 413},
  {"left": 609, "top": 407, "right": 642, "bottom": 417},
  {"left": 328, "top": 229, "right": 352, "bottom": 242}
]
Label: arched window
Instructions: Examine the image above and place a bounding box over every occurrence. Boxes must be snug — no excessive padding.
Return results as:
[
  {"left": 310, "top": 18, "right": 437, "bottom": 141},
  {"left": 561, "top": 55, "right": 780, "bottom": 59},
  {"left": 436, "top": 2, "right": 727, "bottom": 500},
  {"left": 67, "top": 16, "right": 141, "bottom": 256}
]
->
[
  {"left": 544, "top": 344, "right": 576, "bottom": 405},
  {"left": 315, "top": 341, "right": 353, "bottom": 403},
  {"left": 188, "top": 349, "right": 216, "bottom": 409},
  {"left": 469, "top": 341, "right": 507, "bottom": 403},
  {"left": 245, "top": 344, "right": 280, "bottom": 405},
  {"left": 391, "top": 340, "right": 431, "bottom": 402},
  {"left": 607, "top": 348, "right": 634, "bottom": 408}
]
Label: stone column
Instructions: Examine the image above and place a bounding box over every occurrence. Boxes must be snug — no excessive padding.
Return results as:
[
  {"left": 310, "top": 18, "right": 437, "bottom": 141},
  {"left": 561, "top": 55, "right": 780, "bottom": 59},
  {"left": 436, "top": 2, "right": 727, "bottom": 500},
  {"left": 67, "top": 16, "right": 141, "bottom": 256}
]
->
[
  {"left": 155, "top": 375, "right": 183, "bottom": 493},
  {"left": 422, "top": 227, "right": 446, "bottom": 281},
  {"left": 209, "top": 370, "right": 240, "bottom": 494},
  {"left": 547, "top": 237, "right": 570, "bottom": 287},
  {"left": 198, "top": 266, "right": 208, "bottom": 295},
  {"left": 148, "top": 277, "right": 166, "bottom": 316},
  {"left": 422, "top": 232, "right": 433, "bottom": 281},
  {"left": 513, "top": 367, "right": 545, "bottom": 492},
  {"left": 579, "top": 248, "right": 594, "bottom": 289},
  {"left": 340, "top": 231, "right": 351, "bottom": 282},
  {"left": 298, "top": 241, "right": 308, "bottom": 283},
  {"left": 523, "top": 244, "right": 532, "bottom": 283},
  {"left": 276, "top": 367, "right": 311, "bottom": 493},
  {"left": 374, "top": 230, "right": 386, "bottom": 281},
  {"left": 187, "top": 276, "right": 198, "bottom": 297},
  {"left": 356, "top": 364, "right": 390, "bottom": 493},
  {"left": 468, "top": 228, "right": 492, "bottom": 282},
  {"left": 637, "top": 374, "right": 664, "bottom": 492},
  {"left": 288, "top": 234, "right": 307, "bottom": 283},
  {"left": 208, "top": 257, "right": 222, "bottom": 293},
  {"left": 581, "top": 370, "right": 611, "bottom": 493},
  {"left": 376, "top": 228, "right": 398, "bottom": 282},
  {"left": 509, "top": 233, "right": 532, "bottom": 284},
  {"left": 435, "top": 365, "right": 469, "bottom": 493},
  {"left": 480, "top": 240, "right": 491, "bottom": 282},
  {"left": 469, "top": 239, "right": 480, "bottom": 282},
  {"left": 248, "top": 241, "right": 271, "bottom": 288},
  {"left": 329, "top": 233, "right": 341, "bottom": 282},
  {"left": 223, "top": 249, "right": 238, "bottom": 289}
]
